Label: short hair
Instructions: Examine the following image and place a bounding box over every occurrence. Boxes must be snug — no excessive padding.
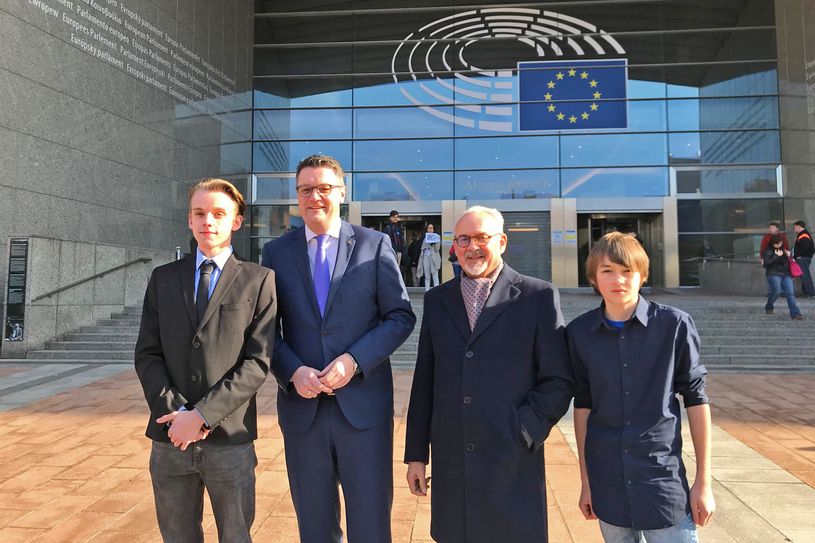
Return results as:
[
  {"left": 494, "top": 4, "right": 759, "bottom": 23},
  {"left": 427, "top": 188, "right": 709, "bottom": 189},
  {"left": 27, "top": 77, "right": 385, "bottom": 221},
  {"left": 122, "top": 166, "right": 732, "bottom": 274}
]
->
[
  {"left": 586, "top": 232, "right": 650, "bottom": 286},
  {"left": 794, "top": 220, "right": 806, "bottom": 228},
  {"left": 769, "top": 221, "right": 780, "bottom": 228},
  {"left": 389, "top": 210, "right": 400, "bottom": 217},
  {"left": 456, "top": 205, "right": 505, "bottom": 233},
  {"left": 188, "top": 178, "right": 246, "bottom": 217},
  {"left": 295, "top": 154, "right": 345, "bottom": 182},
  {"left": 770, "top": 234, "right": 784, "bottom": 245}
]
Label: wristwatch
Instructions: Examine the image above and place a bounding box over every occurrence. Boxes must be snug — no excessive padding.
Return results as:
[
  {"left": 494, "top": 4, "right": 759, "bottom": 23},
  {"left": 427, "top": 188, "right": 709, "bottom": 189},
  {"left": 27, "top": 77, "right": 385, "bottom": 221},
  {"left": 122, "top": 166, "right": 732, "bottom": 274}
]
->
[{"left": 348, "top": 353, "right": 361, "bottom": 375}]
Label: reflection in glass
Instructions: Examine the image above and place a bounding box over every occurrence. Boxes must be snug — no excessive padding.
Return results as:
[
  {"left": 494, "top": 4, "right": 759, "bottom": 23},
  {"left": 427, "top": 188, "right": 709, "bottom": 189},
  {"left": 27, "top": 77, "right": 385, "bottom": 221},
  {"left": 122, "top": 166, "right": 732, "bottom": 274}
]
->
[
  {"left": 354, "top": 106, "right": 455, "bottom": 138},
  {"left": 251, "top": 205, "right": 303, "bottom": 237},
  {"left": 668, "top": 97, "right": 779, "bottom": 131},
  {"left": 455, "top": 170, "right": 558, "bottom": 200},
  {"left": 255, "top": 176, "right": 297, "bottom": 201},
  {"left": 677, "top": 198, "right": 783, "bottom": 233},
  {"left": 353, "top": 172, "right": 454, "bottom": 201},
  {"left": 254, "top": 109, "right": 353, "bottom": 140},
  {"left": 561, "top": 167, "right": 668, "bottom": 197},
  {"left": 561, "top": 134, "right": 668, "bottom": 167},
  {"left": 254, "top": 141, "right": 352, "bottom": 172},
  {"left": 678, "top": 233, "right": 766, "bottom": 286},
  {"left": 692, "top": 130, "right": 780, "bottom": 164},
  {"left": 455, "top": 137, "right": 558, "bottom": 169},
  {"left": 354, "top": 139, "right": 454, "bottom": 171},
  {"left": 675, "top": 168, "right": 778, "bottom": 194}
]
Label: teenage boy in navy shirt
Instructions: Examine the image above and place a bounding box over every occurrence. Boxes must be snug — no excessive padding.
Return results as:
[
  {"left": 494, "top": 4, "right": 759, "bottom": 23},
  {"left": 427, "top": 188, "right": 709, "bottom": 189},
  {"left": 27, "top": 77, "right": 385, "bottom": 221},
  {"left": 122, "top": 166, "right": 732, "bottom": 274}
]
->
[{"left": 566, "top": 232, "right": 715, "bottom": 542}]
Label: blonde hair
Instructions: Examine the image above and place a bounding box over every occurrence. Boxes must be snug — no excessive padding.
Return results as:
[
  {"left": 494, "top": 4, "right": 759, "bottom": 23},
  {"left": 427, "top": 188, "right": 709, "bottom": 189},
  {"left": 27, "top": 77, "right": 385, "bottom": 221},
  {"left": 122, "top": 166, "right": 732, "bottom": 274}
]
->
[
  {"left": 586, "top": 232, "right": 649, "bottom": 285},
  {"left": 188, "top": 178, "right": 246, "bottom": 216}
]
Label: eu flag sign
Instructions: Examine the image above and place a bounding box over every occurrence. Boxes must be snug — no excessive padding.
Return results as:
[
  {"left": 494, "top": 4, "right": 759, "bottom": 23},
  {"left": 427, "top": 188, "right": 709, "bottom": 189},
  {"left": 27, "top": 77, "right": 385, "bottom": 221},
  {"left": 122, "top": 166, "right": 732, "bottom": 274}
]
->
[{"left": 518, "top": 59, "right": 628, "bottom": 131}]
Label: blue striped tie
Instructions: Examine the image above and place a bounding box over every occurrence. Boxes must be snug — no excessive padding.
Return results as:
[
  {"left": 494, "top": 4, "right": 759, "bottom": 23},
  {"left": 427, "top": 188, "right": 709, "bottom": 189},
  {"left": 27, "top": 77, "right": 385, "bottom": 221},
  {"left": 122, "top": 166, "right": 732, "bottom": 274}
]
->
[{"left": 313, "top": 234, "right": 330, "bottom": 317}]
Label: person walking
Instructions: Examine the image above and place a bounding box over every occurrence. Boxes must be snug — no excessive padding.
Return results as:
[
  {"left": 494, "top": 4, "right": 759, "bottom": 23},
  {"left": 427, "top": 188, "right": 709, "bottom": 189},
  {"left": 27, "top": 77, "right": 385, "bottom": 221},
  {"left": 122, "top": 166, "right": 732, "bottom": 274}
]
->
[
  {"left": 417, "top": 223, "right": 441, "bottom": 291},
  {"left": 793, "top": 220, "right": 815, "bottom": 297},
  {"left": 763, "top": 234, "right": 803, "bottom": 319}
]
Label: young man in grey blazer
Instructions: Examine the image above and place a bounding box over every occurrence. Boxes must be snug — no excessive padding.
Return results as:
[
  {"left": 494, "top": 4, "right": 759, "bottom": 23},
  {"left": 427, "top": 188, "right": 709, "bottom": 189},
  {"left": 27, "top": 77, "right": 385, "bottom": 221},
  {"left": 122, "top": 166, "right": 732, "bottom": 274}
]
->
[{"left": 135, "top": 178, "right": 276, "bottom": 542}]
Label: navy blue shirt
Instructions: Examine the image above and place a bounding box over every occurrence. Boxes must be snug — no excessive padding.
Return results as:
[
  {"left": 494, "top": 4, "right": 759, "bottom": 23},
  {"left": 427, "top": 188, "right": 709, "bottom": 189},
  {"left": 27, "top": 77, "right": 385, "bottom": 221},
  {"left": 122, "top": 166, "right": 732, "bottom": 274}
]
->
[{"left": 566, "top": 296, "right": 709, "bottom": 530}]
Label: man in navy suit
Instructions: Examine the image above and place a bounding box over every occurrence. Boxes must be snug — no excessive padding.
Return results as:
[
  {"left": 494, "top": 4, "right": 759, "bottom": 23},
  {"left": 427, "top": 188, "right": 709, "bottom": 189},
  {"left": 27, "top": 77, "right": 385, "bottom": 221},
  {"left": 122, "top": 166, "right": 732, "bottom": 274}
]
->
[{"left": 261, "top": 154, "right": 415, "bottom": 543}]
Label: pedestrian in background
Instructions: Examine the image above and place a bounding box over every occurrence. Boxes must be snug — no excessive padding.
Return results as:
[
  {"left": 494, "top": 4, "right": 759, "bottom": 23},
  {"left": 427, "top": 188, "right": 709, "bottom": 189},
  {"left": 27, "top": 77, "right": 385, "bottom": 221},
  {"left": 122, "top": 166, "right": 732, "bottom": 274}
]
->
[
  {"left": 793, "top": 220, "right": 814, "bottom": 298},
  {"left": 417, "top": 223, "right": 441, "bottom": 291},
  {"left": 763, "top": 234, "right": 803, "bottom": 319}
]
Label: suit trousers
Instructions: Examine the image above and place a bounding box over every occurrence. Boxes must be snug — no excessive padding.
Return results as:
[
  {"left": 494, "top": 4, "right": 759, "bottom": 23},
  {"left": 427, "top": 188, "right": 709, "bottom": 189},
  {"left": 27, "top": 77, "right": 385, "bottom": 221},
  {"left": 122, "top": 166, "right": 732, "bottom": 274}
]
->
[
  {"left": 149, "top": 440, "right": 257, "bottom": 543},
  {"left": 283, "top": 395, "right": 393, "bottom": 543}
]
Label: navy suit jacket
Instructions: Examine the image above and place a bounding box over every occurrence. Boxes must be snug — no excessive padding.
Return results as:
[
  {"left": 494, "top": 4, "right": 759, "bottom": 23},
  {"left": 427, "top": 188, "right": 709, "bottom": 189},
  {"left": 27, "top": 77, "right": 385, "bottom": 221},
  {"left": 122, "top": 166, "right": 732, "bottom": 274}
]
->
[{"left": 261, "top": 221, "right": 416, "bottom": 433}]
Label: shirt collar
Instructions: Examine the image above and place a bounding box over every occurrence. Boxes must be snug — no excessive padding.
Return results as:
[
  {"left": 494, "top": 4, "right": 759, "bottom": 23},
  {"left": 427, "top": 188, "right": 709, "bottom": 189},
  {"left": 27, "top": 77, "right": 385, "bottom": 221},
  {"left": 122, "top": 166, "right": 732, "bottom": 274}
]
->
[
  {"left": 461, "top": 261, "right": 504, "bottom": 285},
  {"left": 590, "top": 294, "right": 650, "bottom": 331},
  {"left": 196, "top": 246, "right": 232, "bottom": 271},
  {"left": 305, "top": 219, "right": 342, "bottom": 243}
]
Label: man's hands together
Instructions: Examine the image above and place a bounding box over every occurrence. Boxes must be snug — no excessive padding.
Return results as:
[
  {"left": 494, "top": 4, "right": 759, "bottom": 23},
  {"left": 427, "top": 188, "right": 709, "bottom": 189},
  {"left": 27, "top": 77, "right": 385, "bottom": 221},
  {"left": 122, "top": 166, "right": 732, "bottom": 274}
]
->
[
  {"left": 156, "top": 409, "right": 209, "bottom": 450},
  {"left": 291, "top": 353, "right": 358, "bottom": 399}
]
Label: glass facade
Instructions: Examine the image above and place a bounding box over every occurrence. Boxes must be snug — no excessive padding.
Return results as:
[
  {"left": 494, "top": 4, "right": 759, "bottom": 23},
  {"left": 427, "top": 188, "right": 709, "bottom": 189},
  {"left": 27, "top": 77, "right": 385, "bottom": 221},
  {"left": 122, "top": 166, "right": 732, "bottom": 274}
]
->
[{"left": 251, "top": 0, "right": 782, "bottom": 285}]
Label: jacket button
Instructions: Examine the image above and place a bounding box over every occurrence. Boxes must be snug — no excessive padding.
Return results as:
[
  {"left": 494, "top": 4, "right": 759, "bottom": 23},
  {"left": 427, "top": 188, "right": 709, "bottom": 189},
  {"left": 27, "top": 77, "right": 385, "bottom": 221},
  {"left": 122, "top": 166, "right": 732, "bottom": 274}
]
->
[
  {"left": 465, "top": 351, "right": 474, "bottom": 358},
  {"left": 465, "top": 443, "right": 475, "bottom": 452},
  {"left": 193, "top": 341, "right": 201, "bottom": 349},
  {"left": 191, "top": 375, "right": 198, "bottom": 382},
  {"left": 463, "top": 396, "right": 472, "bottom": 405}
]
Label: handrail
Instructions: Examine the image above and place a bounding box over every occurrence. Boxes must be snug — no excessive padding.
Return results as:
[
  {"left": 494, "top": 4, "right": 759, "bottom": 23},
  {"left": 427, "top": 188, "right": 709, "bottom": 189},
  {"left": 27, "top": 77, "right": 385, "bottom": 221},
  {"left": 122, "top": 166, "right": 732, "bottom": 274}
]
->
[
  {"left": 32, "top": 257, "right": 152, "bottom": 302},
  {"left": 683, "top": 251, "right": 759, "bottom": 262}
]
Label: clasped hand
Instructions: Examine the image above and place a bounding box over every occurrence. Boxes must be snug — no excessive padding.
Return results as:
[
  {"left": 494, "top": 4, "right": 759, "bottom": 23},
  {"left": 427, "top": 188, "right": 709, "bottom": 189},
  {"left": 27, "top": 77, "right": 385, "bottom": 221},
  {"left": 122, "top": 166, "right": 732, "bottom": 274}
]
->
[
  {"left": 291, "top": 353, "right": 357, "bottom": 399},
  {"left": 156, "top": 410, "right": 209, "bottom": 450}
]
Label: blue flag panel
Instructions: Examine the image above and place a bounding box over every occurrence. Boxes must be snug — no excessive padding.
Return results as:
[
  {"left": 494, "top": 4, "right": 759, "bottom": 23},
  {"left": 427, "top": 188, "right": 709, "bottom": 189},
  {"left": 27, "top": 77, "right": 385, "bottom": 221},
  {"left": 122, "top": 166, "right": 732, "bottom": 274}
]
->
[{"left": 518, "top": 59, "right": 628, "bottom": 131}]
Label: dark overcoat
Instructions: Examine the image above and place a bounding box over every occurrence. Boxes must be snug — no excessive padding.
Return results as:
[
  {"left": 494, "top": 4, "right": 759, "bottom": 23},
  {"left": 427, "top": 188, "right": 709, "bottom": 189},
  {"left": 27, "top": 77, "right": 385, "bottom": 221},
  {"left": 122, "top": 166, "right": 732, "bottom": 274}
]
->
[{"left": 405, "top": 264, "right": 574, "bottom": 543}]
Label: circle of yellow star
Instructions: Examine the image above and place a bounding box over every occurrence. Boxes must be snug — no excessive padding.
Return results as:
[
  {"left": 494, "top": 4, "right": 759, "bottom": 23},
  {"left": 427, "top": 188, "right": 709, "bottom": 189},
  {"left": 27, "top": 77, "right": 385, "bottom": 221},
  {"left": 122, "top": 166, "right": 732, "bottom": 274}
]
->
[
  {"left": 581, "top": 112, "right": 590, "bottom": 120},
  {"left": 547, "top": 81, "right": 556, "bottom": 89},
  {"left": 569, "top": 115, "right": 577, "bottom": 123},
  {"left": 593, "top": 91, "right": 602, "bottom": 99},
  {"left": 544, "top": 92, "right": 553, "bottom": 100},
  {"left": 568, "top": 68, "right": 577, "bottom": 77},
  {"left": 580, "top": 71, "right": 589, "bottom": 79},
  {"left": 590, "top": 80, "right": 598, "bottom": 88},
  {"left": 590, "top": 103, "right": 599, "bottom": 111},
  {"left": 547, "top": 104, "right": 556, "bottom": 112},
  {"left": 557, "top": 113, "right": 565, "bottom": 121},
  {"left": 556, "top": 72, "right": 564, "bottom": 80}
]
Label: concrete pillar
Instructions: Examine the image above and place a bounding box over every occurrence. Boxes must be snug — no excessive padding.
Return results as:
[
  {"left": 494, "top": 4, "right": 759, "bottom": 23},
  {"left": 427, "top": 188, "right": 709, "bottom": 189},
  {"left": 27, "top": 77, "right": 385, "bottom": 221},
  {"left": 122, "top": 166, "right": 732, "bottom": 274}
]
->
[
  {"left": 441, "top": 200, "right": 468, "bottom": 282},
  {"left": 347, "top": 201, "right": 362, "bottom": 225},
  {"left": 663, "top": 196, "right": 680, "bottom": 288},
  {"left": 550, "top": 199, "right": 579, "bottom": 287}
]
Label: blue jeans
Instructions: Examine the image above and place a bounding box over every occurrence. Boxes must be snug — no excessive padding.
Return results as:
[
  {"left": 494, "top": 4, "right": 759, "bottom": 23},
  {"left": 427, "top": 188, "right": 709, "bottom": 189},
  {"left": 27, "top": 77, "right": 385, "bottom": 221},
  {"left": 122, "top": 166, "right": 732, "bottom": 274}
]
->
[
  {"left": 149, "top": 440, "right": 257, "bottom": 543},
  {"left": 766, "top": 274, "right": 801, "bottom": 317},
  {"left": 796, "top": 257, "right": 814, "bottom": 296},
  {"left": 599, "top": 514, "right": 698, "bottom": 543}
]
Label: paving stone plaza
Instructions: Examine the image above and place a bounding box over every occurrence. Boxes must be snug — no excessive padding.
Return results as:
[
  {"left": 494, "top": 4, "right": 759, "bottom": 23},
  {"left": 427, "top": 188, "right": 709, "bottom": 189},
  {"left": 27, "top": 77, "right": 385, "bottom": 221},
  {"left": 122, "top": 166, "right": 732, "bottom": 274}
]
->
[{"left": 0, "top": 291, "right": 813, "bottom": 542}]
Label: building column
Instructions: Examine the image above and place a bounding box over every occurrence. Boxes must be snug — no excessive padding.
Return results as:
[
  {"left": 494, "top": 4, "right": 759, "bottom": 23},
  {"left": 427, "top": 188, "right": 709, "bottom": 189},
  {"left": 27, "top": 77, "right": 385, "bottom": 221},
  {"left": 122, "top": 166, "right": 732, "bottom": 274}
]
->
[
  {"left": 550, "top": 198, "right": 578, "bottom": 287},
  {"left": 662, "top": 196, "right": 680, "bottom": 288},
  {"left": 440, "top": 200, "right": 468, "bottom": 282},
  {"left": 348, "top": 201, "right": 362, "bottom": 225}
]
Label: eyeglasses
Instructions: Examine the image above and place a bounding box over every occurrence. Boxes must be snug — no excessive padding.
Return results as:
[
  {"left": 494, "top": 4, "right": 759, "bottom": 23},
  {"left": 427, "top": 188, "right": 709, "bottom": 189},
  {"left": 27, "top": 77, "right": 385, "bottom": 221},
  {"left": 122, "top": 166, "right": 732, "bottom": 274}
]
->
[
  {"left": 296, "top": 184, "right": 344, "bottom": 197},
  {"left": 453, "top": 233, "right": 501, "bottom": 248}
]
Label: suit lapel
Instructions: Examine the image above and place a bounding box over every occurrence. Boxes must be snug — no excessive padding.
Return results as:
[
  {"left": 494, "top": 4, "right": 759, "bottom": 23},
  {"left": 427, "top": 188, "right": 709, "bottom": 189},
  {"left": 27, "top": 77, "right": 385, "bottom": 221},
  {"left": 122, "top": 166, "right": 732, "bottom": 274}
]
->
[
  {"left": 441, "top": 279, "right": 472, "bottom": 341},
  {"left": 290, "top": 227, "right": 322, "bottom": 319},
  {"left": 324, "top": 222, "right": 355, "bottom": 318},
  {"left": 197, "top": 254, "right": 242, "bottom": 332},
  {"left": 178, "top": 256, "right": 197, "bottom": 330},
  {"left": 467, "top": 265, "right": 521, "bottom": 345}
]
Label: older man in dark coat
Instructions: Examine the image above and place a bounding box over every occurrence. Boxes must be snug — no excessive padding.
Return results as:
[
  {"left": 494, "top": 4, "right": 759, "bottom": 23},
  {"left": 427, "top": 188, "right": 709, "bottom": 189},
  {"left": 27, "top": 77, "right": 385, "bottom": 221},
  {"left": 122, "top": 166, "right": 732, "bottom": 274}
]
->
[{"left": 404, "top": 206, "right": 574, "bottom": 543}]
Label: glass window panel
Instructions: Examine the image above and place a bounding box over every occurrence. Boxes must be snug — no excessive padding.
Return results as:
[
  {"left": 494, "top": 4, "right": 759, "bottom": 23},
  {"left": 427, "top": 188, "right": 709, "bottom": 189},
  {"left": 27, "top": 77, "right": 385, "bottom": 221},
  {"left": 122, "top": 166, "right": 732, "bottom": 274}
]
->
[
  {"left": 629, "top": 78, "right": 667, "bottom": 99},
  {"left": 255, "top": 176, "right": 297, "bottom": 202},
  {"left": 677, "top": 198, "right": 783, "bottom": 233},
  {"left": 354, "top": 139, "right": 454, "bottom": 171},
  {"left": 354, "top": 77, "right": 432, "bottom": 106},
  {"left": 255, "top": 79, "right": 354, "bottom": 108},
  {"left": 455, "top": 170, "right": 558, "bottom": 200},
  {"left": 561, "top": 167, "right": 668, "bottom": 197},
  {"left": 254, "top": 46, "right": 354, "bottom": 76},
  {"left": 670, "top": 130, "right": 780, "bottom": 165},
  {"left": 677, "top": 233, "right": 766, "bottom": 286},
  {"left": 455, "top": 137, "right": 558, "bottom": 169},
  {"left": 353, "top": 172, "right": 454, "bottom": 201},
  {"left": 661, "top": 28, "right": 777, "bottom": 63},
  {"left": 561, "top": 134, "right": 668, "bottom": 167},
  {"left": 668, "top": 97, "right": 779, "bottom": 131},
  {"left": 250, "top": 205, "right": 303, "bottom": 237},
  {"left": 675, "top": 168, "right": 778, "bottom": 194},
  {"left": 253, "top": 141, "right": 352, "bottom": 172},
  {"left": 628, "top": 100, "right": 666, "bottom": 131},
  {"left": 667, "top": 65, "right": 777, "bottom": 97},
  {"left": 354, "top": 106, "right": 455, "bottom": 138},
  {"left": 254, "top": 109, "right": 352, "bottom": 140}
]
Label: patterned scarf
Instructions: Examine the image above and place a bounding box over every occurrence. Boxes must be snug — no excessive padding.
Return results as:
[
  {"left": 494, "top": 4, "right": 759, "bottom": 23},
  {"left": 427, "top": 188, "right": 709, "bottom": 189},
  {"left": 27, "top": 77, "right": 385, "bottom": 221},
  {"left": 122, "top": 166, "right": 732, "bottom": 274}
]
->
[{"left": 460, "top": 262, "right": 503, "bottom": 331}]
